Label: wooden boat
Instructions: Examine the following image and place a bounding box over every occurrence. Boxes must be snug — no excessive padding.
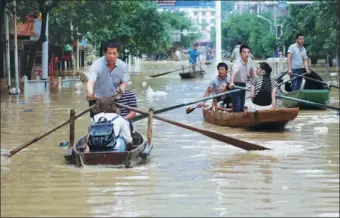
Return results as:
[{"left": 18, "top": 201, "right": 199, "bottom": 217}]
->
[
  {"left": 64, "top": 131, "right": 153, "bottom": 168},
  {"left": 278, "top": 70, "right": 330, "bottom": 108},
  {"left": 202, "top": 106, "right": 299, "bottom": 130},
  {"left": 205, "top": 60, "right": 213, "bottom": 65},
  {"left": 179, "top": 70, "right": 205, "bottom": 79}
]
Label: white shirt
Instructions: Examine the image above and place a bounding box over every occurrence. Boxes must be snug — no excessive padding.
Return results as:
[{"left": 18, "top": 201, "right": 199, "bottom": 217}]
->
[
  {"left": 232, "top": 58, "right": 253, "bottom": 83},
  {"left": 91, "top": 113, "right": 132, "bottom": 143}
]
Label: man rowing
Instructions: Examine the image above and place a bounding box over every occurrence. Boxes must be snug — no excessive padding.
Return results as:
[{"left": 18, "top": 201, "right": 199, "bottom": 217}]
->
[
  {"left": 86, "top": 40, "right": 130, "bottom": 117},
  {"left": 198, "top": 62, "right": 232, "bottom": 108},
  {"left": 183, "top": 43, "right": 202, "bottom": 72}
]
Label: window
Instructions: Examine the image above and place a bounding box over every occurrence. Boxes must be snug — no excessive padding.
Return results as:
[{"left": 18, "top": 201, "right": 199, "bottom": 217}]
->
[
  {"left": 210, "top": 18, "right": 215, "bottom": 24},
  {"left": 194, "top": 11, "right": 198, "bottom": 16},
  {"left": 211, "top": 11, "right": 215, "bottom": 16},
  {"left": 202, "top": 11, "right": 206, "bottom": 16}
]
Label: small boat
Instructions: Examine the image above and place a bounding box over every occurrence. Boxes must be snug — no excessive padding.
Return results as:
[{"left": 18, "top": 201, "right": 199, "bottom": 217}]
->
[
  {"left": 278, "top": 70, "right": 330, "bottom": 108},
  {"left": 202, "top": 106, "right": 299, "bottom": 130},
  {"left": 64, "top": 131, "right": 153, "bottom": 168},
  {"left": 205, "top": 60, "right": 213, "bottom": 65},
  {"left": 179, "top": 70, "right": 205, "bottom": 79}
]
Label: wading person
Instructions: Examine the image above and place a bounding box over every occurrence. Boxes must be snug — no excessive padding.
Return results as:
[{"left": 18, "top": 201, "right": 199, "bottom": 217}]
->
[
  {"left": 249, "top": 62, "right": 278, "bottom": 111},
  {"left": 198, "top": 62, "right": 232, "bottom": 108},
  {"left": 287, "top": 33, "right": 310, "bottom": 91},
  {"left": 86, "top": 40, "right": 130, "bottom": 117},
  {"left": 228, "top": 44, "right": 255, "bottom": 112}
]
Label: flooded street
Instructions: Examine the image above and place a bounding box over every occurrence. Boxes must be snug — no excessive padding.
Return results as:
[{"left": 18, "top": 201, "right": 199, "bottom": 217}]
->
[{"left": 1, "top": 61, "right": 339, "bottom": 217}]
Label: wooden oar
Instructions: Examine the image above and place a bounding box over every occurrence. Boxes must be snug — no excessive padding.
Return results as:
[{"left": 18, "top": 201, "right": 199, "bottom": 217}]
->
[
  {"left": 4, "top": 103, "right": 99, "bottom": 157},
  {"left": 277, "top": 94, "right": 340, "bottom": 111},
  {"left": 276, "top": 72, "right": 308, "bottom": 87},
  {"left": 293, "top": 73, "right": 340, "bottom": 89},
  {"left": 133, "top": 89, "right": 242, "bottom": 122},
  {"left": 148, "top": 66, "right": 192, "bottom": 78},
  {"left": 116, "top": 102, "right": 270, "bottom": 151}
]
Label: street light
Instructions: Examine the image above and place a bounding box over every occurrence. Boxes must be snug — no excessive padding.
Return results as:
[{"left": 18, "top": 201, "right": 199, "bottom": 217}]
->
[{"left": 256, "top": 14, "right": 274, "bottom": 33}]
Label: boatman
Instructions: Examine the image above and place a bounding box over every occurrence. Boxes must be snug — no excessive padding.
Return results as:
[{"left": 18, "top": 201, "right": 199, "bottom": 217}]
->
[
  {"left": 183, "top": 43, "right": 202, "bottom": 73},
  {"left": 197, "top": 62, "right": 232, "bottom": 108},
  {"left": 86, "top": 40, "right": 130, "bottom": 117},
  {"left": 287, "top": 33, "right": 311, "bottom": 91},
  {"left": 228, "top": 44, "right": 255, "bottom": 112}
]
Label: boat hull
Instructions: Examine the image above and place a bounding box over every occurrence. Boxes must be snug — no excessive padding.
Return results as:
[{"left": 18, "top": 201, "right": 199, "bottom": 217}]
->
[
  {"left": 64, "top": 131, "right": 152, "bottom": 168},
  {"left": 179, "top": 70, "right": 205, "bottom": 79},
  {"left": 202, "top": 107, "right": 299, "bottom": 130}
]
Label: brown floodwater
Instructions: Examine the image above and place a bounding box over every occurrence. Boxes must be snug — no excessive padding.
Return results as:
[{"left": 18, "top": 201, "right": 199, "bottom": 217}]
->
[{"left": 1, "top": 60, "right": 339, "bottom": 217}]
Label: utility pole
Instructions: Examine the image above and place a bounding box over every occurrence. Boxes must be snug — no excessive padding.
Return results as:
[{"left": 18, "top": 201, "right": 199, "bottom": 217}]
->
[
  {"left": 5, "top": 10, "right": 11, "bottom": 89},
  {"left": 215, "top": 0, "right": 222, "bottom": 63},
  {"left": 13, "top": 0, "right": 19, "bottom": 93},
  {"left": 41, "top": 13, "right": 49, "bottom": 79}
]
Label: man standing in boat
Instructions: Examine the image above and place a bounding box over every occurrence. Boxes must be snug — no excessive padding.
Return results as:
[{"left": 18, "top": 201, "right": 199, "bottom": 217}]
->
[
  {"left": 183, "top": 43, "right": 202, "bottom": 72},
  {"left": 198, "top": 62, "right": 232, "bottom": 108},
  {"left": 287, "top": 33, "right": 311, "bottom": 91},
  {"left": 86, "top": 40, "right": 130, "bottom": 117},
  {"left": 228, "top": 44, "right": 255, "bottom": 112}
]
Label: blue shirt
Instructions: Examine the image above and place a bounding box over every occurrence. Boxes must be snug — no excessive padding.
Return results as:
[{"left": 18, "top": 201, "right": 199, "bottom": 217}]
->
[{"left": 188, "top": 49, "right": 200, "bottom": 64}]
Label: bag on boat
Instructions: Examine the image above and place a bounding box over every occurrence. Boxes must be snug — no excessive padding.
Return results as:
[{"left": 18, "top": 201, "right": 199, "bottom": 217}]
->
[{"left": 88, "top": 116, "right": 119, "bottom": 151}]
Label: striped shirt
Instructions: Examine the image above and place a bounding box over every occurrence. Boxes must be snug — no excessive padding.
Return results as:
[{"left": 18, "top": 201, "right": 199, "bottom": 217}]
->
[
  {"left": 115, "top": 90, "right": 137, "bottom": 117},
  {"left": 251, "top": 76, "right": 277, "bottom": 97}
]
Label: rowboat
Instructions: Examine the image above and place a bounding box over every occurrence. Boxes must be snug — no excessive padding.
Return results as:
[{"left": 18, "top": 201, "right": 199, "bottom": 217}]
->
[
  {"left": 278, "top": 70, "right": 330, "bottom": 108},
  {"left": 202, "top": 106, "right": 299, "bottom": 130},
  {"left": 179, "top": 70, "right": 205, "bottom": 79},
  {"left": 205, "top": 60, "right": 213, "bottom": 65},
  {"left": 64, "top": 131, "right": 153, "bottom": 168}
]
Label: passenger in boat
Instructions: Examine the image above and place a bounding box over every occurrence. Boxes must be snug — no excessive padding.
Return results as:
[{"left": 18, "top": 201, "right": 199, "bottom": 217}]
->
[
  {"left": 115, "top": 89, "right": 137, "bottom": 133},
  {"left": 228, "top": 44, "right": 255, "bottom": 112},
  {"left": 183, "top": 43, "right": 202, "bottom": 72},
  {"left": 287, "top": 33, "right": 311, "bottom": 91},
  {"left": 83, "top": 98, "right": 132, "bottom": 153},
  {"left": 86, "top": 40, "right": 130, "bottom": 118},
  {"left": 249, "top": 62, "right": 278, "bottom": 111},
  {"left": 198, "top": 62, "right": 232, "bottom": 108}
]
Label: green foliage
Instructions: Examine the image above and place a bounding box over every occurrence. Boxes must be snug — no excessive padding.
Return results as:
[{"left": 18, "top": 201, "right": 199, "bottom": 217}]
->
[
  {"left": 281, "top": 1, "right": 339, "bottom": 59},
  {"left": 211, "top": 13, "right": 277, "bottom": 58}
]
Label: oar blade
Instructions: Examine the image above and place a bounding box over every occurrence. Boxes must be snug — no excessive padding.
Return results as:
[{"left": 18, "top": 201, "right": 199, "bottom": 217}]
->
[{"left": 186, "top": 107, "right": 196, "bottom": 114}]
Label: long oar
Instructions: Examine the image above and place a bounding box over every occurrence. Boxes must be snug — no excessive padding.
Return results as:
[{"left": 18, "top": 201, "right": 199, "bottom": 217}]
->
[
  {"left": 133, "top": 89, "right": 242, "bottom": 122},
  {"left": 116, "top": 102, "right": 270, "bottom": 151},
  {"left": 148, "top": 66, "right": 192, "bottom": 78},
  {"left": 293, "top": 73, "right": 340, "bottom": 89},
  {"left": 276, "top": 72, "right": 308, "bottom": 87},
  {"left": 277, "top": 94, "right": 340, "bottom": 111},
  {"left": 4, "top": 103, "right": 99, "bottom": 157}
]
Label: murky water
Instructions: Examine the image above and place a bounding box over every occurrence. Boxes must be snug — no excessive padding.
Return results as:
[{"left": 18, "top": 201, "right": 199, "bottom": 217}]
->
[{"left": 1, "top": 60, "right": 339, "bottom": 217}]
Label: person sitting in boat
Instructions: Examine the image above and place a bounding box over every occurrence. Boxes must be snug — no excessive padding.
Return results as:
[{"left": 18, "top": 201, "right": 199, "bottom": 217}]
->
[
  {"left": 83, "top": 98, "right": 132, "bottom": 153},
  {"left": 198, "top": 62, "right": 232, "bottom": 108},
  {"left": 249, "top": 62, "right": 278, "bottom": 111},
  {"left": 115, "top": 89, "right": 137, "bottom": 133}
]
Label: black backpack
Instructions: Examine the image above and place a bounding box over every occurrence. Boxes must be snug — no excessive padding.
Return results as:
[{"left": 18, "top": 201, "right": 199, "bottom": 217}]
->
[{"left": 88, "top": 116, "right": 119, "bottom": 151}]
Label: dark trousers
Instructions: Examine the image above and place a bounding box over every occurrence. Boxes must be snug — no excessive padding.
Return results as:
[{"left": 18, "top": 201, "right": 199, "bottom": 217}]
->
[
  {"left": 89, "top": 100, "right": 96, "bottom": 118},
  {"left": 231, "top": 82, "right": 246, "bottom": 112},
  {"left": 290, "top": 68, "right": 304, "bottom": 91}
]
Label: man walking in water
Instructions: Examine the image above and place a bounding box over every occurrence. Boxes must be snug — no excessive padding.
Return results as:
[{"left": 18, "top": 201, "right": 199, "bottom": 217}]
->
[
  {"left": 229, "top": 44, "right": 255, "bottom": 112},
  {"left": 86, "top": 40, "right": 130, "bottom": 117},
  {"left": 287, "top": 33, "right": 310, "bottom": 91}
]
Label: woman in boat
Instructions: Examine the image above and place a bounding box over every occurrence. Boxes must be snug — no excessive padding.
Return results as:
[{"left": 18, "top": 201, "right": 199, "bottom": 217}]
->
[
  {"left": 83, "top": 98, "right": 132, "bottom": 153},
  {"left": 249, "top": 62, "right": 278, "bottom": 111}
]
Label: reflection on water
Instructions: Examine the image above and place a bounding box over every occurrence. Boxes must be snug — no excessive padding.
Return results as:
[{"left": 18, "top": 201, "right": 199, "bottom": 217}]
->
[{"left": 1, "top": 61, "right": 339, "bottom": 217}]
